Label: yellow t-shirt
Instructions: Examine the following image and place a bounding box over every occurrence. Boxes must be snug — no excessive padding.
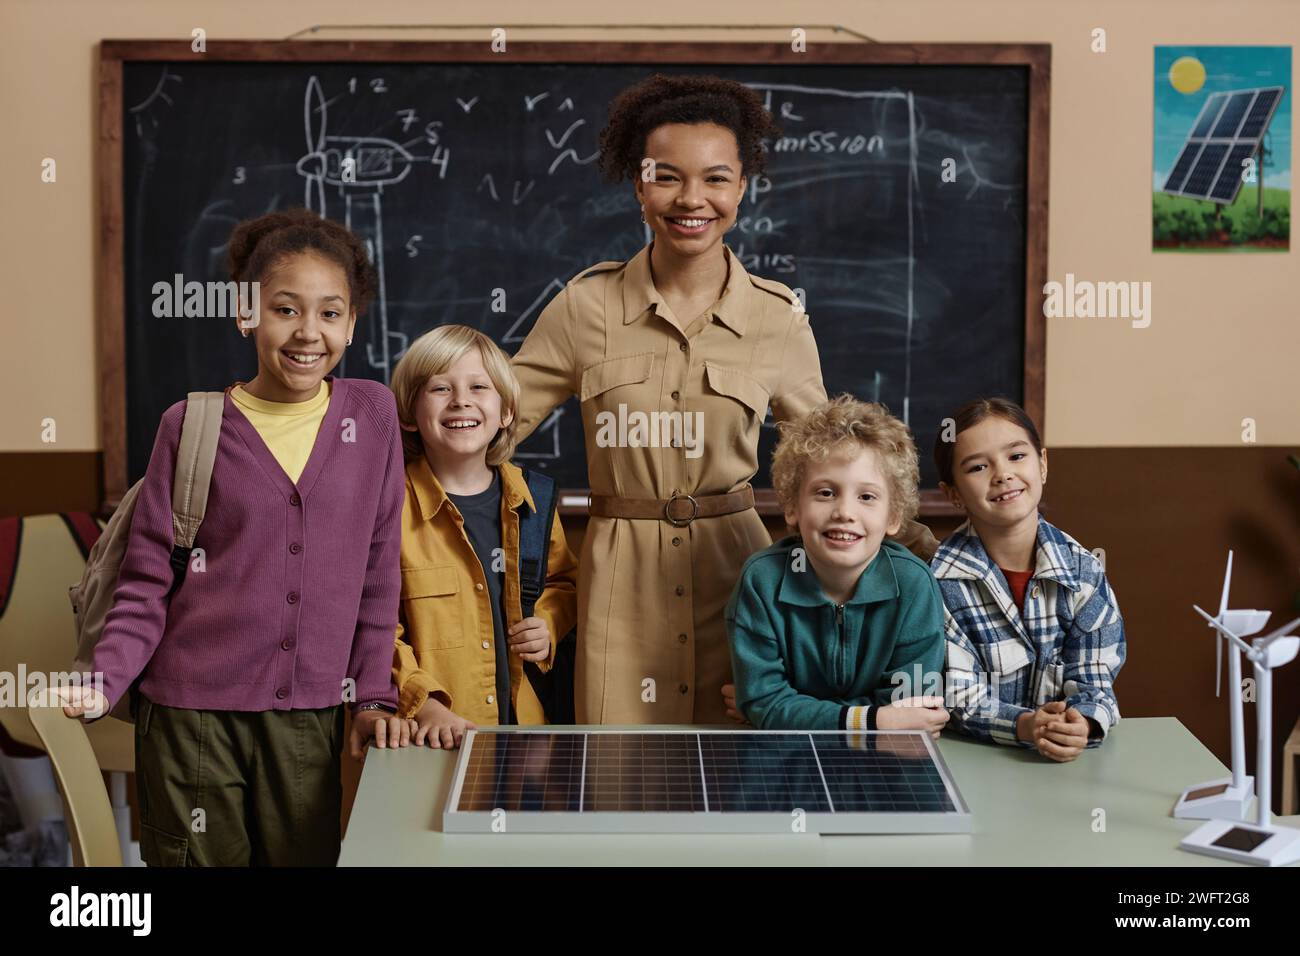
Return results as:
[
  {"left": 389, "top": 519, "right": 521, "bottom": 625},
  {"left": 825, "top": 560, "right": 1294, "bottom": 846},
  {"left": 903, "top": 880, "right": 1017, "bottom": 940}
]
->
[{"left": 230, "top": 381, "right": 331, "bottom": 484}]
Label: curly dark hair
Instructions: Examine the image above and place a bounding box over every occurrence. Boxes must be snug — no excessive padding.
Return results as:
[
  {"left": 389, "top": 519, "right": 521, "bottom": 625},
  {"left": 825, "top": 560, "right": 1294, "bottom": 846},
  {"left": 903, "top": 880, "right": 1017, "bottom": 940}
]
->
[
  {"left": 226, "top": 208, "right": 378, "bottom": 315},
  {"left": 598, "top": 73, "right": 780, "bottom": 183}
]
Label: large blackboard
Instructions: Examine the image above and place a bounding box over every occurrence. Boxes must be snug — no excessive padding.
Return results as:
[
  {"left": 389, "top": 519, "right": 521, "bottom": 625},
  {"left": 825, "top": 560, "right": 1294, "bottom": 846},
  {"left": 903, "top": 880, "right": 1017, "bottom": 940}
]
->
[{"left": 111, "top": 44, "right": 1044, "bottom": 502}]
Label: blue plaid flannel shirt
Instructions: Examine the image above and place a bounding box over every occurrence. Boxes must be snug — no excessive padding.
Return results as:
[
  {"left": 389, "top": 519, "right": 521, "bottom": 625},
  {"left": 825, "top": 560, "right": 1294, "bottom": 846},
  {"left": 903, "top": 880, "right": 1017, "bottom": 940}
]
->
[{"left": 931, "top": 516, "right": 1125, "bottom": 748}]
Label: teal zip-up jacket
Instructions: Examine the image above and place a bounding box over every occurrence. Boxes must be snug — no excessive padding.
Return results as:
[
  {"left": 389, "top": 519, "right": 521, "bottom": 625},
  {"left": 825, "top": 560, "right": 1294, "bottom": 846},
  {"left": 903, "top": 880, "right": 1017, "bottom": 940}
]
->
[{"left": 725, "top": 536, "right": 946, "bottom": 730}]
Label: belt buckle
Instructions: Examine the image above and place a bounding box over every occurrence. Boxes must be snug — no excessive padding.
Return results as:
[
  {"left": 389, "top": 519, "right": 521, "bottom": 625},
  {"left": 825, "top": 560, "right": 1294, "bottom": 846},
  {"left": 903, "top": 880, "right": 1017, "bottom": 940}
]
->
[{"left": 664, "top": 493, "right": 699, "bottom": 527}]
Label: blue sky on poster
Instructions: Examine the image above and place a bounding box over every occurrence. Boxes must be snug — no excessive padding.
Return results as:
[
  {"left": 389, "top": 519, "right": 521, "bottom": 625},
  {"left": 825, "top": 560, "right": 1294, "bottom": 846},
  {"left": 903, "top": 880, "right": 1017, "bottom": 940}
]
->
[{"left": 1153, "top": 45, "right": 1291, "bottom": 191}]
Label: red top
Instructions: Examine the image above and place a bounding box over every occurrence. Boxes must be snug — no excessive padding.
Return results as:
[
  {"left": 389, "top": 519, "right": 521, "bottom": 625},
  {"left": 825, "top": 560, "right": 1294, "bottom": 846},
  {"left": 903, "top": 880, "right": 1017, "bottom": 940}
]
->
[{"left": 1000, "top": 567, "right": 1034, "bottom": 610}]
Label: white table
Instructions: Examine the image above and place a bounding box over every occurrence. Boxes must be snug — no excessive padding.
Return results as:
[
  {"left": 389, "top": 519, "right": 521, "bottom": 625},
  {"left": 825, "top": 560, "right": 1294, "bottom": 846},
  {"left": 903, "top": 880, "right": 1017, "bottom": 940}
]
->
[{"left": 339, "top": 717, "right": 1300, "bottom": 866}]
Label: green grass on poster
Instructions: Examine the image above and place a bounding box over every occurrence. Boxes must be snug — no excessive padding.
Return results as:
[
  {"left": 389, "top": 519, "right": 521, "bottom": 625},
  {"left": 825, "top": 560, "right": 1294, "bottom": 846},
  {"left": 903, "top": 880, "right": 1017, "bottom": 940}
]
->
[{"left": 1152, "top": 185, "right": 1290, "bottom": 251}]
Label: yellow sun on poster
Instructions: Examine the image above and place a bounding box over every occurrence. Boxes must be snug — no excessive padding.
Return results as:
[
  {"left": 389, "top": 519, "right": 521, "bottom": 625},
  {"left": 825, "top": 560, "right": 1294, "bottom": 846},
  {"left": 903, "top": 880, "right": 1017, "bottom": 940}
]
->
[{"left": 1169, "top": 56, "right": 1206, "bottom": 94}]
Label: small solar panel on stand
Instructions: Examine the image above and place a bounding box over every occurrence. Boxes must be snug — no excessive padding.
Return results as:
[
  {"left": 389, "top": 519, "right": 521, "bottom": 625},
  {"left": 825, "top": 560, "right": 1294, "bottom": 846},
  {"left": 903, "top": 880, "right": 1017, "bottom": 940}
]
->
[{"left": 1161, "top": 86, "right": 1284, "bottom": 217}]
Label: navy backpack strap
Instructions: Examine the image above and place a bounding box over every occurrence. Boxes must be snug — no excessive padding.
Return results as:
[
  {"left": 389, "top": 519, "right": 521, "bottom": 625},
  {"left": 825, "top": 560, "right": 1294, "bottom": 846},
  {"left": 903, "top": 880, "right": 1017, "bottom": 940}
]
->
[
  {"left": 518, "top": 467, "right": 575, "bottom": 724},
  {"left": 517, "top": 468, "right": 557, "bottom": 618}
]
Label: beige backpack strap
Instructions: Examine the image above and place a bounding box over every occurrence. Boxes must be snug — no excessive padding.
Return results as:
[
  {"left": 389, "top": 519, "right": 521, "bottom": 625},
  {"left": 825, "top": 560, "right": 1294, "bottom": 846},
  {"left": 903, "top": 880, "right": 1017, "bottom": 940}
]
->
[{"left": 171, "top": 392, "right": 226, "bottom": 549}]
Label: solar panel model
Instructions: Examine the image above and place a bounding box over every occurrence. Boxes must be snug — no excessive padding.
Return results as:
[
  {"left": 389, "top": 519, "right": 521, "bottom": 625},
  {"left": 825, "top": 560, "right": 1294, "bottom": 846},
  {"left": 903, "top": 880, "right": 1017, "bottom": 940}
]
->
[
  {"left": 443, "top": 729, "right": 972, "bottom": 834},
  {"left": 1161, "top": 86, "right": 1284, "bottom": 205}
]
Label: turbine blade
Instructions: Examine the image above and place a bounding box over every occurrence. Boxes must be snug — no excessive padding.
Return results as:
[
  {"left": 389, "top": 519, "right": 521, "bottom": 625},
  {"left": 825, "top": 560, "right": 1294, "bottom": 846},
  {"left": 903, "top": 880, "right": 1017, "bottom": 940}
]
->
[
  {"left": 1219, "top": 550, "right": 1233, "bottom": 618},
  {"left": 1216, "top": 634, "right": 1223, "bottom": 698},
  {"left": 1260, "top": 615, "right": 1300, "bottom": 643}
]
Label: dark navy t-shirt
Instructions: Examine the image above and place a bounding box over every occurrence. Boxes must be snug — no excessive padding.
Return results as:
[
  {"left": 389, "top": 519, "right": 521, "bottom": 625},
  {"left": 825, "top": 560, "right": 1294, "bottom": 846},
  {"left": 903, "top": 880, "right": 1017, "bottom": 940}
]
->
[{"left": 447, "top": 472, "right": 512, "bottom": 725}]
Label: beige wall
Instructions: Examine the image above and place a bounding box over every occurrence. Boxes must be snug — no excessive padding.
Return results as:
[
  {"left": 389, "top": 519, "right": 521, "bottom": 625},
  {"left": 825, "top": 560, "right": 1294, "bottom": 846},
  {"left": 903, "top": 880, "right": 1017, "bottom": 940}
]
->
[{"left": 3, "top": 0, "right": 1297, "bottom": 451}]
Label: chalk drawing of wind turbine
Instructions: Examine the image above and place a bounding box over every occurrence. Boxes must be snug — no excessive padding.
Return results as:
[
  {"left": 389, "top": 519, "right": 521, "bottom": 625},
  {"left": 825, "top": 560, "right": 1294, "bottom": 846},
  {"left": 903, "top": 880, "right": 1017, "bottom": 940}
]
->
[{"left": 296, "top": 76, "right": 411, "bottom": 382}]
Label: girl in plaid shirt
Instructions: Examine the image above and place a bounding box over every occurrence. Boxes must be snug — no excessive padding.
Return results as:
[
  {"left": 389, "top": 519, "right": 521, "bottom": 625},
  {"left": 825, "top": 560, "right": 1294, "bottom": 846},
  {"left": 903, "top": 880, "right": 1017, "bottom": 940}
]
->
[{"left": 931, "top": 398, "right": 1125, "bottom": 761}]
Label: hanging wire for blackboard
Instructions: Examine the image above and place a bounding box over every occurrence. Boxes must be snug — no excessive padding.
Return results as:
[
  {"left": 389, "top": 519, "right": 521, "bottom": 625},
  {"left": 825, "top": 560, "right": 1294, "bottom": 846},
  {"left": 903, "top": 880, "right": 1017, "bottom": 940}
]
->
[{"left": 283, "top": 24, "right": 877, "bottom": 43}]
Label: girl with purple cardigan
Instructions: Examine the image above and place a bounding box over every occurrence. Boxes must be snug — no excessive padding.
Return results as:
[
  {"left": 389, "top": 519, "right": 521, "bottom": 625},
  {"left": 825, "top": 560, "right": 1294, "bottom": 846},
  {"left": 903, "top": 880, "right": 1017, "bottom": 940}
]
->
[{"left": 63, "top": 210, "right": 410, "bottom": 865}]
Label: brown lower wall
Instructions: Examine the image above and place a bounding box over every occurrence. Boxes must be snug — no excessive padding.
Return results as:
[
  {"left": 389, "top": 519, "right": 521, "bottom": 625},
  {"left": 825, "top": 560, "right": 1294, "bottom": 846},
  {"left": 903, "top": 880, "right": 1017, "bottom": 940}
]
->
[
  {"left": 4, "top": 447, "right": 1298, "bottom": 813},
  {"left": 1045, "top": 447, "right": 1300, "bottom": 815}
]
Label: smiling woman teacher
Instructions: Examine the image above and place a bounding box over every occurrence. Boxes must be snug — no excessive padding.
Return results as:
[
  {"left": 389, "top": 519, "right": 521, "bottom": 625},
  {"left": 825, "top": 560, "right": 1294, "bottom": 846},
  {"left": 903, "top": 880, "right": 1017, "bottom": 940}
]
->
[{"left": 512, "top": 74, "right": 934, "bottom": 724}]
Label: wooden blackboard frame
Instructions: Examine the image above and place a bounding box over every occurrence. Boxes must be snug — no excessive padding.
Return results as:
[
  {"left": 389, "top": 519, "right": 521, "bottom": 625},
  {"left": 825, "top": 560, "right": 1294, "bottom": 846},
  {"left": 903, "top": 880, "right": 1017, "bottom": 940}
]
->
[{"left": 97, "top": 39, "right": 1049, "bottom": 517}]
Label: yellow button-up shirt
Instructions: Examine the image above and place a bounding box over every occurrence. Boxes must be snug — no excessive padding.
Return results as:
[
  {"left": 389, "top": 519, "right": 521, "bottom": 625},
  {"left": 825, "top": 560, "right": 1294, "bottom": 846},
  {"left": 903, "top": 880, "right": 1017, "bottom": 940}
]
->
[{"left": 392, "top": 456, "right": 579, "bottom": 725}]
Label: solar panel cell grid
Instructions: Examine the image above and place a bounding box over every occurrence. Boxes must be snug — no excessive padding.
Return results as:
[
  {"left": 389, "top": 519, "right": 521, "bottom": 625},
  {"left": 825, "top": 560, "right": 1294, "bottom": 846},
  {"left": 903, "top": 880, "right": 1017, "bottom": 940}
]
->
[
  {"left": 585, "top": 732, "right": 706, "bottom": 812},
  {"left": 457, "top": 731, "right": 586, "bottom": 812},
  {"left": 699, "top": 733, "right": 832, "bottom": 812},
  {"left": 1181, "top": 142, "right": 1229, "bottom": 198},
  {"left": 450, "top": 731, "right": 963, "bottom": 813},
  {"left": 813, "top": 734, "right": 957, "bottom": 813},
  {"left": 1208, "top": 143, "right": 1256, "bottom": 203},
  {"left": 1190, "top": 93, "right": 1226, "bottom": 139},
  {"left": 1210, "top": 91, "right": 1255, "bottom": 139},
  {"left": 1238, "top": 88, "right": 1281, "bottom": 139},
  {"left": 445, "top": 731, "right": 972, "bottom": 833},
  {"left": 1163, "top": 142, "right": 1202, "bottom": 192}
]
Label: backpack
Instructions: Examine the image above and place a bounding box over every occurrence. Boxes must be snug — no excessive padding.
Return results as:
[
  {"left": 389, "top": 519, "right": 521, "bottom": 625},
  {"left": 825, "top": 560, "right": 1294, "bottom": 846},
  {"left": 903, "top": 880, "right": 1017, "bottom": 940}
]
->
[
  {"left": 517, "top": 469, "right": 578, "bottom": 725},
  {"left": 69, "top": 392, "right": 226, "bottom": 722}
]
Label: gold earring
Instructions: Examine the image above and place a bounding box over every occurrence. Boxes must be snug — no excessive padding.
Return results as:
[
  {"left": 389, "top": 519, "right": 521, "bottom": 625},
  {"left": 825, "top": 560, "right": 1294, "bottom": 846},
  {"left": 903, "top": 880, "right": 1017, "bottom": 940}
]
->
[{"left": 346, "top": 337, "right": 352, "bottom": 346}]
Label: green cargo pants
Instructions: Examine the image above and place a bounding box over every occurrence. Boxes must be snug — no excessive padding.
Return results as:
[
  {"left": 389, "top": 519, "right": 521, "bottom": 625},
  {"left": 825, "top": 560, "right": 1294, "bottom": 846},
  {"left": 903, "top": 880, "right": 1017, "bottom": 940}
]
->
[{"left": 134, "top": 696, "right": 344, "bottom": 866}]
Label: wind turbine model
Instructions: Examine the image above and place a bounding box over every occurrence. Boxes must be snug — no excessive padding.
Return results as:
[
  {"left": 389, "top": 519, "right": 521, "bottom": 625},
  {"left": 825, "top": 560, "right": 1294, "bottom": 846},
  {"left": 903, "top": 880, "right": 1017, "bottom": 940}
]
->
[
  {"left": 1177, "top": 553, "right": 1300, "bottom": 866},
  {"left": 1172, "top": 552, "right": 1264, "bottom": 821}
]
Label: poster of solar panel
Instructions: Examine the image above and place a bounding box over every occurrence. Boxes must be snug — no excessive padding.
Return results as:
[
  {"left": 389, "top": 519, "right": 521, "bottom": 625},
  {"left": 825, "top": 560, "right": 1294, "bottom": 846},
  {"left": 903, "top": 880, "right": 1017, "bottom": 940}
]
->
[{"left": 1154, "top": 46, "right": 1290, "bottom": 251}]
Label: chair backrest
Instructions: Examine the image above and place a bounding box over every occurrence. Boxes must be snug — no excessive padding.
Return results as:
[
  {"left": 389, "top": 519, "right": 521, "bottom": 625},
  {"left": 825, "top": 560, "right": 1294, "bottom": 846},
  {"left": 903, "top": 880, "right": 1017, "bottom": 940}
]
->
[{"left": 25, "top": 689, "right": 122, "bottom": 867}]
